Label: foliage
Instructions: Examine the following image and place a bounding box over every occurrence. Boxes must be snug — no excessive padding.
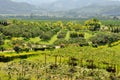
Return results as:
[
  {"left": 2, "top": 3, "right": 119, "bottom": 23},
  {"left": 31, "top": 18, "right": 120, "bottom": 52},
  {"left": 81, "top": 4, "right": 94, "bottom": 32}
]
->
[
  {"left": 40, "top": 31, "right": 54, "bottom": 41},
  {"left": 57, "top": 30, "right": 67, "bottom": 39},
  {"left": 1, "top": 19, "right": 120, "bottom": 80},
  {"left": 13, "top": 46, "right": 22, "bottom": 53},
  {"left": 89, "top": 32, "right": 120, "bottom": 45},
  {"left": 68, "top": 37, "right": 88, "bottom": 46},
  {"left": 110, "top": 27, "right": 120, "bottom": 33},
  {"left": 0, "top": 20, "right": 61, "bottom": 39},
  {"left": 0, "top": 46, "right": 5, "bottom": 52},
  {"left": 84, "top": 18, "right": 101, "bottom": 31},
  {"left": 70, "top": 32, "right": 78, "bottom": 38},
  {"left": 70, "top": 32, "right": 84, "bottom": 38},
  {"left": 54, "top": 39, "right": 68, "bottom": 45},
  {"left": 0, "top": 20, "right": 10, "bottom": 26},
  {"left": 0, "top": 33, "right": 4, "bottom": 45}
]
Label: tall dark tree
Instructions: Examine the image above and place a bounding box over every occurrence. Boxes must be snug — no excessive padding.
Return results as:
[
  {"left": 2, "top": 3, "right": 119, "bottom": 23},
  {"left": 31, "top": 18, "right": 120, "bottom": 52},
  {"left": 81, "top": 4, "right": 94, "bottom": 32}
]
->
[{"left": 13, "top": 46, "right": 22, "bottom": 53}]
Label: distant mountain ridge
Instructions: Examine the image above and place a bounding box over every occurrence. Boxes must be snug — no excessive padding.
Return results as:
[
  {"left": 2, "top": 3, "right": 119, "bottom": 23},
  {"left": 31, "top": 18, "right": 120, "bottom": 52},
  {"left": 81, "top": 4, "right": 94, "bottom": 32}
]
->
[
  {"left": 46, "top": 0, "right": 120, "bottom": 16},
  {"left": 0, "top": 0, "right": 120, "bottom": 17},
  {"left": 46, "top": 0, "right": 106, "bottom": 11},
  {"left": 0, "top": 0, "right": 36, "bottom": 14},
  {"left": 67, "top": 1, "right": 120, "bottom": 17}
]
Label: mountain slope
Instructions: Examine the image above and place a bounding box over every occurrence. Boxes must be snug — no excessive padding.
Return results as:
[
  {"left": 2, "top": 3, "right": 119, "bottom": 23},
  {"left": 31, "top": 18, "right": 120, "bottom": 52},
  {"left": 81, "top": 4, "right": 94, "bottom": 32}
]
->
[
  {"left": 68, "top": 0, "right": 120, "bottom": 16},
  {"left": 0, "top": 0, "right": 120, "bottom": 16},
  {"left": 39, "top": 0, "right": 120, "bottom": 16},
  {"left": 45, "top": 0, "right": 112, "bottom": 11},
  {"left": 0, "top": 0, "right": 36, "bottom": 14}
]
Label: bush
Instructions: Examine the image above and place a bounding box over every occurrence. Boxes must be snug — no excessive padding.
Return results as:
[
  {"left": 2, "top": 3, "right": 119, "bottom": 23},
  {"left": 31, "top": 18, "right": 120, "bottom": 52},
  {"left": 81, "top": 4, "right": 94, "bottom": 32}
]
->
[
  {"left": 70, "top": 32, "right": 84, "bottom": 38},
  {"left": 70, "top": 32, "right": 78, "bottom": 38},
  {"left": 0, "top": 46, "right": 5, "bottom": 52},
  {"left": 68, "top": 37, "right": 88, "bottom": 46},
  {"left": 57, "top": 30, "right": 67, "bottom": 39},
  {"left": 84, "top": 18, "right": 101, "bottom": 31},
  {"left": 90, "top": 32, "right": 120, "bottom": 45},
  {"left": 54, "top": 39, "right": 68, "bottom": 45},
  {"left": 13, "top": 46, "right": 22, "bottom": 53},
  {"left": 78, "top": 33, "right": 84, "bottom": 37},
  {"left": 40, "top": 31, "right": 53, "bottom": 41}
]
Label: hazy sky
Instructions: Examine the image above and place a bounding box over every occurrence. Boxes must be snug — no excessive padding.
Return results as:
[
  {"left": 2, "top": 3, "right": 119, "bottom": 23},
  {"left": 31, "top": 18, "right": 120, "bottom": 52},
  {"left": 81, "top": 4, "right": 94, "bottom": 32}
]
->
[
  {"left": 12, "top": 0, "right": 120, "bottom": 5},
  {"left": 12, "top": 0, "right": 58, "bottom": 4}
]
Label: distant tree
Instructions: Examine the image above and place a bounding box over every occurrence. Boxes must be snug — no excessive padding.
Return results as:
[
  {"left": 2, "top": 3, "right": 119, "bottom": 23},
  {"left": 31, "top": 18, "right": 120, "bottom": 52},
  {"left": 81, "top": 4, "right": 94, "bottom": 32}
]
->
[
  {"left": 113, "top": 16, "right": 119, "bottom": 20},
  {"left": 0, "top": 20, "right": 9, "bottom": 26},
  {"left": 70, "top": 32, "right": 84, "bottom": 38},
  {"left": 89, "top": 32, "right": 120, "bottom": 45},
  {"left": 70, "top": 32, "right": 78, "bottom": 38},
  {"left": 0, "top": 34, "right": 4, "bottom": 45},
  {"left": 54, "top": 39, "right": 68, "bottom": 45},
  {"left": 40, "top": 31, "right": 53, "bottom": 41},
  {"left": 84, "top": 18, "right": 101, "bottom": 31}
]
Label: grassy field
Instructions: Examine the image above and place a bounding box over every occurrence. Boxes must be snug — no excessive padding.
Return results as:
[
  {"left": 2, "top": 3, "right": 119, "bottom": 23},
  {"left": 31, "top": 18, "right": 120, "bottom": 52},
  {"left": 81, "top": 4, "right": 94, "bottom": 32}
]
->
[
  {"left": 0, "top": 19, "right": 120, "bottom": 80},
  {"left": 0, "top": 42, "right": 120, "bottom": 80}
]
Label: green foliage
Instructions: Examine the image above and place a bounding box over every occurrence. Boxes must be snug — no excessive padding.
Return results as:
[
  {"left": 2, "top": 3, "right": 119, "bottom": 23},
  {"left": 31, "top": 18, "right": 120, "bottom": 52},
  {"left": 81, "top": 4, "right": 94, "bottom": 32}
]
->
[
  {"left": 1, "top": 19, "right": 120, "bottom": 80},
  {"left": 0, "top": 46, "right": 5, "bottom": 52},
  {"left": 0, "top": 20, "right": 61, "bottom": 39},
  {"left": 54, "top": 39, "right": 68, "bottom": 45},
  {"left": 12, "top": 39, "right": 25, "bottom": 46},
  {"left": 0, "top": 20, "right": 10, "bottom": 26},
  {"left": 70, "top": 32, "right": 84, "bottom": 38},
  {"left": 13, "top": 46, "right": 22, "bottom": 53},
  {"left": 57, "top": 30, "right": 67, "bottom": 39},
  {"left": 68, "top": 37, "right": 88, "bottom": 46},
  {"left": 90, "top": 32, "right": 120, "bottom": 45},
  {"left": 0, "top": 33, "right": 4, "bottom": 45},
  {"left": 110, "top": 27, "right": 120, "bottom": 33},
  {"left": 70, "top": 32, "right": 78, "bottom": 38},
  {"left": 84, "top": 18, "right": 101, "bottom": 31},
  {"left": 40, "top": 31, "right": 54, "bottom": 41}
]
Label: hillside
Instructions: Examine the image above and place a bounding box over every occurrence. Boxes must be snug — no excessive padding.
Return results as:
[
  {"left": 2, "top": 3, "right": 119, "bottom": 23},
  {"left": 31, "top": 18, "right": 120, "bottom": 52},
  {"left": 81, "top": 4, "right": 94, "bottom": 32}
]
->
[
  {"left": 0, "top": 0, "right": 120, "bottom": 17},
  {"left": 0, "top": 0, "right": 36, "bottom": 14},
  {"left": 27, "top": 0, "right": 120, "bottom": 16},
  {"left": 68, "top": 1, "right": 120, "bottom": 17}
]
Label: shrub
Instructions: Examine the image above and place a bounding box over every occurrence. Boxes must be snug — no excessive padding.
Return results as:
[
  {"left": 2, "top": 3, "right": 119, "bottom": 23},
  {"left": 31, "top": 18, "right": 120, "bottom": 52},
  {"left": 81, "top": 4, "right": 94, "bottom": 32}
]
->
[
  {"left": 68, "top": 37, "right": 88, "bottom": 46},
  {"left": 13, "top": 46, "right": 22, "bottom": 53},
  {"left": 0, "top": 46, "right": 5, "bottom": 52},
  {"left": 54, "top": 39, "right": 68, "bottom": 45},
  {"left": 90, "top": 32, "right": 120, "bottom": 45},
  {"left": 70, "top": 32, "right": 78, "bottom": 38},
  {"left": 84, "top": 18, "right": 101, "bottom": 31},
  {"left": 70, "top": 32, "right": 84, "bottom": 38},
  {"left": 40, "top": 31, "right": 53, "bottom": 41},
  {"left": 78, "top": 33, "right": 84, "bottom": 37},
  {"left": 57, "top": 30, "right": 67, "bottom": 39}
]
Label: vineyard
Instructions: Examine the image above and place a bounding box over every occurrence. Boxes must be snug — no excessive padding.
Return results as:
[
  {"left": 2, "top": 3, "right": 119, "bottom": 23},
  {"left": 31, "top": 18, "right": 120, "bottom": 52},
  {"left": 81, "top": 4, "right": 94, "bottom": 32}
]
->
[{"left": 0, "top": 19, "right": 120, "bottom": 80}]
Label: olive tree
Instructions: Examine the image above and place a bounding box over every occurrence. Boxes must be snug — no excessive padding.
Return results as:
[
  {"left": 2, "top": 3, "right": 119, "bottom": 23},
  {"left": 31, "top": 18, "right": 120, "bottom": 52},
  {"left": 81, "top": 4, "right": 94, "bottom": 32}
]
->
[{"left": 84, "top": 18, "right": 101, "bottom": 31}]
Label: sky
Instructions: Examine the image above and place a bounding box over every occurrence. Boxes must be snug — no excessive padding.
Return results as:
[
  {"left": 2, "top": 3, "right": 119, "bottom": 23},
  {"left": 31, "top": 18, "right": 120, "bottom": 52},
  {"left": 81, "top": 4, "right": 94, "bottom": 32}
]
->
[
  {"left": 12, "top": 0, "right": 58, "bottom": 5},
  {"left": 12, "top": 0, "right": 120, "bottom": 5}
]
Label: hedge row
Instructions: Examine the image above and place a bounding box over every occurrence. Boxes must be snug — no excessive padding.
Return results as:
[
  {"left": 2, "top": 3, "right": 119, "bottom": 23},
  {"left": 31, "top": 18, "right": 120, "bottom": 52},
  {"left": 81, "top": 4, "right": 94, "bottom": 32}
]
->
[
  {"left": 57, "top": 30, "right": 67, "bottom": 39},
  {"left": 0, "top": 53, "right": 39, "bottom": 62}
]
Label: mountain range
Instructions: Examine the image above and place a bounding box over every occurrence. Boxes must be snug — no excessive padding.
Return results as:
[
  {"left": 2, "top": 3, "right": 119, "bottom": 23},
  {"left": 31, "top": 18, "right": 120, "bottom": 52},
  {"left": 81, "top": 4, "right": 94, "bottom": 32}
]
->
[
  {"left": 0, "top": 0, "right": 120, "bottom": 17},
  {"left": 0, "top": 0, "right": 36, "bottom": 14}
]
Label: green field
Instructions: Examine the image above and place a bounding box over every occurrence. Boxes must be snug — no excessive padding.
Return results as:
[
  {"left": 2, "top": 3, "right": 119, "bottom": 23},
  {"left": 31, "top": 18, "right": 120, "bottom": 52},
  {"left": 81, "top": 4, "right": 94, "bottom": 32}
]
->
[{"left": 0, "top": 19, "right": 120, "bottom": 80}]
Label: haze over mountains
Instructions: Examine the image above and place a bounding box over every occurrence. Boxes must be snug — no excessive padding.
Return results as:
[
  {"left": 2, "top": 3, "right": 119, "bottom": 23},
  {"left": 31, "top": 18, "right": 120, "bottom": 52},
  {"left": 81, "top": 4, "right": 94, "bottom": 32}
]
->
[
  {"left": 0, "top": 0, "right": 120, "bottom": 17},
  {"left": 0, "top": 0, "right": 36, "bottom": 14}
]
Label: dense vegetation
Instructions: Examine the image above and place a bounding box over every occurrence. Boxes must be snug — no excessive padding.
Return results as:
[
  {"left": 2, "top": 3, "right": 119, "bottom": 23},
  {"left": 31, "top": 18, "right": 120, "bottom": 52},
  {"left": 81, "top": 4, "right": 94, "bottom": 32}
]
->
[{"left": 0, "top": 18, "right": 120, "bottom": 80}]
